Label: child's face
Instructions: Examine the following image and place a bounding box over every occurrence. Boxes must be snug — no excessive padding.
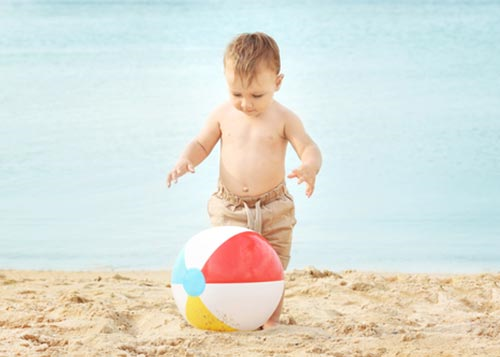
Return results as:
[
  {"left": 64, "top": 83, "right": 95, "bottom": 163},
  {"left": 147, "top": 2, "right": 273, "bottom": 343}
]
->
[{"left": 224, "top": 63, "right": 283, "bottom": 117}]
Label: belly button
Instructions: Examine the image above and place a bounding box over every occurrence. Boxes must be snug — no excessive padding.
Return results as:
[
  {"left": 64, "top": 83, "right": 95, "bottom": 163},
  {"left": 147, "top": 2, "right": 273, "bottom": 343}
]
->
[{"left": 243, "top": 186, "right": 249, "bottom": 193}]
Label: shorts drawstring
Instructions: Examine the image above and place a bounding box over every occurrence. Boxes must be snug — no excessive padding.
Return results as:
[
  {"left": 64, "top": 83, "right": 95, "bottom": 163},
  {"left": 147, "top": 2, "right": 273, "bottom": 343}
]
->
[{"left": 243, "top": 200, "right": 263, "bottom": 233}]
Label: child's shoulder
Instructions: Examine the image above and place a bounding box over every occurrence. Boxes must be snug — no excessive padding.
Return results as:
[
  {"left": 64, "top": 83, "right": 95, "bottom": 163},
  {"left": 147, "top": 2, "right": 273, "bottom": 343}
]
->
[
  {"left": 272, "top": 101, "right": 301, "bottom": 122},
  {"left": 208, "top": 101, "right": 235, "bottom": 120}
]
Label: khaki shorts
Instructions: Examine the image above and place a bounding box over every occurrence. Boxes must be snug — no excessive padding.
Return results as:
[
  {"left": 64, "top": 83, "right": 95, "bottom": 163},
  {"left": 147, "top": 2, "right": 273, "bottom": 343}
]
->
[{"left": 207, "top": 181, "right": 296, "bottom": 269}]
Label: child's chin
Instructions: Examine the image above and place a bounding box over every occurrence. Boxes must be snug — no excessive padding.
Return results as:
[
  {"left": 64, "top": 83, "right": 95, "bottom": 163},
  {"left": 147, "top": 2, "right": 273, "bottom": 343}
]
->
[{"left": 244, "top": 110, "right": 260, "bottom": 117}]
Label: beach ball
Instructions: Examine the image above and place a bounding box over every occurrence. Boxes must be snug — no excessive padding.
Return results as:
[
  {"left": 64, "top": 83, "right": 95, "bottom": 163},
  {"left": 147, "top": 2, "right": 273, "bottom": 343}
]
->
[{"left": 171, "top": 226, "right": 284, "bottom": 331}]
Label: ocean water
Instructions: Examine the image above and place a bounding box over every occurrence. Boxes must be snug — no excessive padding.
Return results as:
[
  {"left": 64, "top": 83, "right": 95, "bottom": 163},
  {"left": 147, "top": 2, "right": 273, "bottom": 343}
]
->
[{"left": 1, "top": 1, "right": 499, "bottom": 272}]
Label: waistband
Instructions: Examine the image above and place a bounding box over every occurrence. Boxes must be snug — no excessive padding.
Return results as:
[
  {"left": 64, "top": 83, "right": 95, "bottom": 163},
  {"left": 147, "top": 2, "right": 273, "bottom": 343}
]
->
[{"left": 215, "top": 181, "right": 288, "bottom": 208}]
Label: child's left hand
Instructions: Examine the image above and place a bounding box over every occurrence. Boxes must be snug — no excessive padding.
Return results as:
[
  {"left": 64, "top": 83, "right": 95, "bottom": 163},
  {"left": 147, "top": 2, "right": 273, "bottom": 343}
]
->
[{"left": 287, "top": 165, "right": 317, "bottom": 197}]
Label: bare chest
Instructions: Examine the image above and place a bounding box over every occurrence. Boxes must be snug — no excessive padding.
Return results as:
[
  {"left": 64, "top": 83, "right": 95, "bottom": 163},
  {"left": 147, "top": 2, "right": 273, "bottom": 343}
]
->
[{"left": 220, "top": 117, "right": 286, "bottom": 148}]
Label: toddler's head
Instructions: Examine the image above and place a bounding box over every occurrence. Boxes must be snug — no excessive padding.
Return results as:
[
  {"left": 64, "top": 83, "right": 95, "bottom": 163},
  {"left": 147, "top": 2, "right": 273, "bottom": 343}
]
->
[{"left": 224, "top": 32, "right": 281, "bottom": 85}]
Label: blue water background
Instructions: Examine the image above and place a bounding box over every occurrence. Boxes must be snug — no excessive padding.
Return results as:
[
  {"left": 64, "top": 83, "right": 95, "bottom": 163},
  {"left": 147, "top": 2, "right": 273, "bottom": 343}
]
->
[{"left": 1, "top": 1, "right": 500, "bottom": 272}]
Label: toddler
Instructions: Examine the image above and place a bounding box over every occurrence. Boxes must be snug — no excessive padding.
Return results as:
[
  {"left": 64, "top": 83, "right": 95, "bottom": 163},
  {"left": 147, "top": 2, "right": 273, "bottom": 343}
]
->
[{"left": 167, "top": 32, "right": 322, "bottom": 329}]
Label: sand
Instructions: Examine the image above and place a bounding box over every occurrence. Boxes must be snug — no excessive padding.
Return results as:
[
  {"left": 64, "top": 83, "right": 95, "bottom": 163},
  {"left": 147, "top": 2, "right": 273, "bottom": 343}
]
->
[{"left": 1, "top": 268, "right": 500, "bottom": 357}]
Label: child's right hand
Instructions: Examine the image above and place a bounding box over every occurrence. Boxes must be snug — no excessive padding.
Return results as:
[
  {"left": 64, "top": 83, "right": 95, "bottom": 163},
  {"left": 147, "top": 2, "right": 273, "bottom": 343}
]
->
[{"left": 167, "top": 158, "right": 195, "bottom": 188}]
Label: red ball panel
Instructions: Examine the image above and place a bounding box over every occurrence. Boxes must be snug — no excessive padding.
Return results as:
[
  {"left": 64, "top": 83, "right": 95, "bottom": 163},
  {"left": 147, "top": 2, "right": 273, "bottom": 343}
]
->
[{"left": 202, "top": 231, "right": 284, "bottom": 283}]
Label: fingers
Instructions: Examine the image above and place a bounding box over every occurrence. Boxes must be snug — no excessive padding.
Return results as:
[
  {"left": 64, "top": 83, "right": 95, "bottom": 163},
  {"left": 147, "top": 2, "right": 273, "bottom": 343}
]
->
[
  {"left": 167, "top": 171, "right": 177, "bottom": 188},
  {"left": 288, "top": 168, "right": 307, "bottom": 185},
  {"left": 305, "top": 183, "right": 315, "bottom": 198},
  {"left": 167, "top": 170, "right": 180, "bottom": 188},
  {"left": 288, "top": 166, "right": 316, "bottom": 197},
  {"left": 167, "top": 162, "right": 195, "bottom": 188}
]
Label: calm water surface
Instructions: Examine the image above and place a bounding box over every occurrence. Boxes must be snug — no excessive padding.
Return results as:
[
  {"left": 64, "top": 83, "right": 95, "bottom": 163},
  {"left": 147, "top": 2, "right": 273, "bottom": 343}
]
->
[{"left": 1, "top": 1, "right": 499, "bottom": 272}]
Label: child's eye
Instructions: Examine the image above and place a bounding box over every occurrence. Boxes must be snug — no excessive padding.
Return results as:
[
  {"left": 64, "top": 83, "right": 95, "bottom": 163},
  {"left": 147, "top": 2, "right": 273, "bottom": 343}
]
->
[
  {"left": 232, "top": 93, "right": 242, "bottom": 97},
  {"left": 252, "top": 94, "right": 264, "bottom": 98}
]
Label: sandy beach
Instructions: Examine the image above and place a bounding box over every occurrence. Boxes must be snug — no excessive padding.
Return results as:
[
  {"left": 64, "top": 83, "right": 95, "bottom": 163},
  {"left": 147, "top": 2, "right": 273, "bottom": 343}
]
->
[{"left": 1, "top": 268, "right": 500, "bottom": 356}]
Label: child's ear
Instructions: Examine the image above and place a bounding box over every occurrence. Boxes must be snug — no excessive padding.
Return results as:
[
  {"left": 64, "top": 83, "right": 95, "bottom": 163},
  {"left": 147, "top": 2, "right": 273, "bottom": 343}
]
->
[{"left": 275, "top": 73, "right": 284, "bottom": 91}]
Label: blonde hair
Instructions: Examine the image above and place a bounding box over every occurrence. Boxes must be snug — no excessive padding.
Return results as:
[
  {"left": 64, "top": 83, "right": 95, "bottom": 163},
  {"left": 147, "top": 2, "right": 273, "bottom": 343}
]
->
[{"left": 224, "top": 32, "right": 281, "bottom": 84}]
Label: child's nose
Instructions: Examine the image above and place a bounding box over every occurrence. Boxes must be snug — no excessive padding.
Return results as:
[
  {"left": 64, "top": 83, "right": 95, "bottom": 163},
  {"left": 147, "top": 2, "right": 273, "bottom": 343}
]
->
[{"left": 241, "top": 98, "right": 253, "bottom": 110}]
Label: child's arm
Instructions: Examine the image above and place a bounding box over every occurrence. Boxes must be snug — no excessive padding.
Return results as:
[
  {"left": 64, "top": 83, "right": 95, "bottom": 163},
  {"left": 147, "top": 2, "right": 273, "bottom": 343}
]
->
[
  {"left": 285, "top": 114, "right": 322, "bottom": 197},
  {"left": 167, "top": 114, "right": 221, "bottom": 188}
]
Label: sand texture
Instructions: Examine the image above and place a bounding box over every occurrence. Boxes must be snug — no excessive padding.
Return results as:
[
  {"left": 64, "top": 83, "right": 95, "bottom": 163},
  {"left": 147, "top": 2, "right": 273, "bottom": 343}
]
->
[{"left": 1, "top": 268, "right": 500, "bottom": 356}]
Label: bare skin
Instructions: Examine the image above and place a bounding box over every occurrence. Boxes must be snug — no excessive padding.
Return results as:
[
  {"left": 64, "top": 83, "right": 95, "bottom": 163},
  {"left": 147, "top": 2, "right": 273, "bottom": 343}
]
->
[
  {"left": 167, "top": 63, "right": 321, "bottom": 197},
  {"left": 167, "top": 63, "right": 322, "bottom": 328}
]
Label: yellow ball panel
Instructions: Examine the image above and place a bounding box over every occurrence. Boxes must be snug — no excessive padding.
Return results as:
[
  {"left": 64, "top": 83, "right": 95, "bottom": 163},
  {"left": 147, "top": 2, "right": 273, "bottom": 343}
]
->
[{"left": 186, "top": 296, "right": 236, "bottom": 332}]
